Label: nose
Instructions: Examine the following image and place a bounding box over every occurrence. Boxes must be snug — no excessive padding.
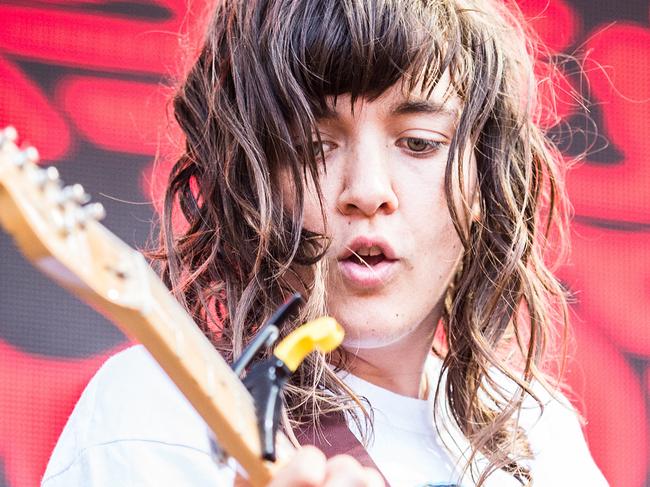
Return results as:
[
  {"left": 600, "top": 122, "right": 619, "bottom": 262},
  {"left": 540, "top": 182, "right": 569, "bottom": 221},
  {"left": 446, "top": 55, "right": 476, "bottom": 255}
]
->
[{"left": 336, "top": 144, "right": 399, "bottom": 217}]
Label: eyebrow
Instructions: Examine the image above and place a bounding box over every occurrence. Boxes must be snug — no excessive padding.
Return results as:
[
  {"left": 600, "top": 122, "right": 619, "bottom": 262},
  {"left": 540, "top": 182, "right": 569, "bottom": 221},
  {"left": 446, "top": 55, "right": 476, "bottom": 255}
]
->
[
  {"left": 388, "top": 100, "right": 460, "bottom": 120},
  {"left": 317, "top": 99, "right": 460, "bottom": 122}
]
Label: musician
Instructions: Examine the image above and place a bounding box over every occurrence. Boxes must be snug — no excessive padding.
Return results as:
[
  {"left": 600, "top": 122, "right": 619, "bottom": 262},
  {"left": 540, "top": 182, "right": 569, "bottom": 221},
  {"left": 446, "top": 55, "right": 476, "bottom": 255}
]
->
[{"left": 42, "top": 0, "right": 609, "bottom": 485}]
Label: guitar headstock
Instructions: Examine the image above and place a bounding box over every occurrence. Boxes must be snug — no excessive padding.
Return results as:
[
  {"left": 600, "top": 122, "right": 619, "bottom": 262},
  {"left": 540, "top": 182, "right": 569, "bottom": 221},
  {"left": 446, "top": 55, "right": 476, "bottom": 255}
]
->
[{"left": 0, "top": 126, "right": 143, "bottom": 311}]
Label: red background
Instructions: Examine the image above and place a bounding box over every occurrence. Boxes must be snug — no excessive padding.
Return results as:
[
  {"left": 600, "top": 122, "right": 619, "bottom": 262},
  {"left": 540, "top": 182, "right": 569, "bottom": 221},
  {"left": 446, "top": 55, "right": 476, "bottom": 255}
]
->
[{"left": 0, "top": 1, "right": 649, "bottom": 486}]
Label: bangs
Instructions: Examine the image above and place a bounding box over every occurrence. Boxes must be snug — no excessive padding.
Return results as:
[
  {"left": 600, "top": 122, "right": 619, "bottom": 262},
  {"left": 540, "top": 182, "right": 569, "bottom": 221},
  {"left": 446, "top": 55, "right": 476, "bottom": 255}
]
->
[{"left": 264, "top": 0, "right": 459, "bottom": 115}]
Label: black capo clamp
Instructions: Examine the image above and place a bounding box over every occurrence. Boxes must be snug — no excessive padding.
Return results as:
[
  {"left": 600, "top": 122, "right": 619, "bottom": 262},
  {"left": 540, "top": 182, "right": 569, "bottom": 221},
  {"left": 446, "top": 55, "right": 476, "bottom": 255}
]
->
[{"left": 231, "top": 293, "right": 302, "bottom": 462}]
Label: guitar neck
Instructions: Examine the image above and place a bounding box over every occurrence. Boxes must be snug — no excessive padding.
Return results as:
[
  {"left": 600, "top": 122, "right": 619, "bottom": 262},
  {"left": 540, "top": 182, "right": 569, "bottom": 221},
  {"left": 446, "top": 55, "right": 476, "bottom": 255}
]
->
[{"left": 0, "top": 130, "right": 290, "bottom": 486}]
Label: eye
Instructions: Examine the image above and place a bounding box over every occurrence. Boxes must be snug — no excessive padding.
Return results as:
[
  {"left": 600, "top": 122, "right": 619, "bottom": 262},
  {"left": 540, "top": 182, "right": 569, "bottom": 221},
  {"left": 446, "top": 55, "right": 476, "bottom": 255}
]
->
[
  {"left": 397, "top": 137, "right": 444, "bottom": 156},
  {"left": 311, "top": 140, "right": 336, "bottom": 159}
]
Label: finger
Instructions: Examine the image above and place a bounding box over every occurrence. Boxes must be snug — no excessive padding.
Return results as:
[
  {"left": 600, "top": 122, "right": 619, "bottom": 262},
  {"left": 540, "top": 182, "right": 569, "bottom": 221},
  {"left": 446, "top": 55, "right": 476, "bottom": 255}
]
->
[
  {"left": 363, "top": 467, "right": 385, "bottom": 487},
  {"left": 322, "top": 455, "right": 368, "bottom": 487},
  {"left": 234, "top": 473, "right": 252, "bottom": 487},
  {"left": 267, "top": 446, "right": 327, "bottom": 487}
]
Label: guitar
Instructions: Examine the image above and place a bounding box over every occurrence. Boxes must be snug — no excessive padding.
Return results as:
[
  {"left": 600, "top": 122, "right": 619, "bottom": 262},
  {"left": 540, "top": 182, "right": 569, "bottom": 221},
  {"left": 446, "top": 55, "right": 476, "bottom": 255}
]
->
[{"left": 0, "top": 126, "right": 342, "bottom": 486}]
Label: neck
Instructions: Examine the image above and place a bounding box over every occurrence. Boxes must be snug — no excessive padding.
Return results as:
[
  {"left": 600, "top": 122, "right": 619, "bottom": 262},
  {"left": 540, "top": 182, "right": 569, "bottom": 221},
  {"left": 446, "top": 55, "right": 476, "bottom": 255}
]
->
[{"left": 342, "top": 323, "right": 439, "bottom": 399}]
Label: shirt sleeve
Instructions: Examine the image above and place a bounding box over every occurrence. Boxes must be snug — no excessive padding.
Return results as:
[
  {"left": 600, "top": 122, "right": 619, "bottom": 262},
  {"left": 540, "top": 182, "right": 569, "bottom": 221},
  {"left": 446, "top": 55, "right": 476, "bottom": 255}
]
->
[
  {"left": 41, "top": 440, "right": 236, "bottom": 487},
  {"left": 41, "top": 346, "right": 237, "bottom": 487}
]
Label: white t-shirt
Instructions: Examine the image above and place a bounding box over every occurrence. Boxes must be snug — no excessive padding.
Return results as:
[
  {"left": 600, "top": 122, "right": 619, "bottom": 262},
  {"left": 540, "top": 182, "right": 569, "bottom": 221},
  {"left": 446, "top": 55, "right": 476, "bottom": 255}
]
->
[{"left": 41, "top": 345, "right": 608, "bottom": 486}]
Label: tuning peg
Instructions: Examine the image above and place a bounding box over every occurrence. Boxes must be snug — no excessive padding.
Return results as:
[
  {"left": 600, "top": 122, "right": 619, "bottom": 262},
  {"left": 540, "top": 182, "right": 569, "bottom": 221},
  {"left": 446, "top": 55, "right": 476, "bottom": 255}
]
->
[
  {"left": 82, "top": 202, "right": 106, "bottom": 222},
  {"left": 46, "top": 166, "right": 60, "bottom": 180},
  {"left": 0, "top": 126, "right": 18, "bottom": 147},
  {"left": 24, "top": 146, "right": 39, "bottom": 163},
  {"left": 13, "top": 146, "right": 40, "bottom": 169},
  {"left": 32, "top": 166, "right": 61, "bottom": 189},
  {"left": 63, "top": 201, "right": 105, "bottom": 232},
  {"left": 58, "top": 183, "right": 91, "bottom": 206}
]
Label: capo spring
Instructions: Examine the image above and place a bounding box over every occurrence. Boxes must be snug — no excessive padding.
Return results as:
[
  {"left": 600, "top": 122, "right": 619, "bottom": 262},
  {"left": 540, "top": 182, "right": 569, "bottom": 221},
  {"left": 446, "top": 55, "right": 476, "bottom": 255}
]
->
[{"left": 231, "top": 293, "right": 302, "bottom": 377}]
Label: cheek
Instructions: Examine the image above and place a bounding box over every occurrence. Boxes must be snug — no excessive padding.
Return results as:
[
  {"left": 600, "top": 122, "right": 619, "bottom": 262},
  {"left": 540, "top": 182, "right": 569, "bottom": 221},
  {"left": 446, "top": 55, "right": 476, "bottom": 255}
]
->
[
  {"left": 302, "top": 191, "right": 326, "bottom": 234},
  {"left": 405, "top": 177, "right": 464, "bottom": 287},
  {"left": 301, "top": 165, "right": 344, "bottom": 236},
  {"left": 279, "top": 166, "right": 328, "bottom": 234},
  {"left": 416, "top": 213, "right": 463, "bottom": 281}
]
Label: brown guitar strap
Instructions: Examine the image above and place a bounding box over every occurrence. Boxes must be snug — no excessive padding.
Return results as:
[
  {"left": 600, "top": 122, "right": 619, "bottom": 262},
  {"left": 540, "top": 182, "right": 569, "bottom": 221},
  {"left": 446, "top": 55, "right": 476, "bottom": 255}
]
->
[{"left": 296, "top": 413, "right": 392, "bottom": 487}]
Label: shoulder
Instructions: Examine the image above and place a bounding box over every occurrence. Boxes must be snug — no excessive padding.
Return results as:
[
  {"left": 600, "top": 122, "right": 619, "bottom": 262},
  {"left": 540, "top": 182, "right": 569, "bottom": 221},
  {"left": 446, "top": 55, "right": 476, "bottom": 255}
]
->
[
  {"left": 67, "top": 344, "right": 212, "bottom": 448},
  {"left": 506, "top": 378, "right": 609, "bottom": 486},
  {"left": 433, "top": 361, "right": 609, "bottom": 486},
  {"left": 42, "top": 345, "right": 223, "bottom": 484}
]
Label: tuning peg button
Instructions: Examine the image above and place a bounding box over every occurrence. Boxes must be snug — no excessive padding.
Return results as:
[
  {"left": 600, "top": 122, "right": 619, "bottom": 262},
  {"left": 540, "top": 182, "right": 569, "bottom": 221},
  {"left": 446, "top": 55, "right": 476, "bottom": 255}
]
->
[
  {"left": 33, "top": 166, "right": 61, "bottom": 189},
  {"left": 12, "top": 146, "right": 40, "bottom": 169},
  {"left": 45, "top": 166, "right": 59, "bottom": 181},
  {"left": 0, "top": 126, "right": 18, "bottom": 147},
  {"left": 60, "top": 184, "right": 91, "bottom": 205},
  {"left": 83, "top": 202, "right": 106, "bottom": 222},
  {"left": 70, "top": 202, "right": 105, "bottom": 230},
  {"left": 24, "top": 146, "right": 39, "bottom": 163}
]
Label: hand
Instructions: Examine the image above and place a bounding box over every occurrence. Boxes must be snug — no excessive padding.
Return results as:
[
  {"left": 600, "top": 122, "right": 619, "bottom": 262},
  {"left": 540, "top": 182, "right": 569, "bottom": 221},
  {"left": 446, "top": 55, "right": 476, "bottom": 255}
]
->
[{"left": 267, "top": 446, "right": 385, "bottom": 487}]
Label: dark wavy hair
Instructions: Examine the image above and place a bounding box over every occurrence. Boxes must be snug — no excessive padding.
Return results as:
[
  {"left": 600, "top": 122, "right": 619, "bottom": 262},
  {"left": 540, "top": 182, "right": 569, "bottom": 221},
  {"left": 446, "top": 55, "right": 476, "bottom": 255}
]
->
[{"left": 153, "top": 0, "right": 571, "bottom": 484}]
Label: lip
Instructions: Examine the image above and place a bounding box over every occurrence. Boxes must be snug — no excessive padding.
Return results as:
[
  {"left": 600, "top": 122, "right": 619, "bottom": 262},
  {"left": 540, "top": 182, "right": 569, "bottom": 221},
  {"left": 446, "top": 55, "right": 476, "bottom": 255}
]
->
[
  {"left": 337, "top": 236, "right": 399, "bottom": 289},
  {"left": 338, "top": 258, "right": 399, "bottom": 289}
]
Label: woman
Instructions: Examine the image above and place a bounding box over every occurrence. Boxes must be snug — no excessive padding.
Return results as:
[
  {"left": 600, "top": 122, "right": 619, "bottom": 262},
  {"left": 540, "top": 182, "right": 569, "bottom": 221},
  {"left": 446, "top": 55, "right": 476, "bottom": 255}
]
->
[{"left": 42, "top": 0, "right": 608, "bottom": 485}]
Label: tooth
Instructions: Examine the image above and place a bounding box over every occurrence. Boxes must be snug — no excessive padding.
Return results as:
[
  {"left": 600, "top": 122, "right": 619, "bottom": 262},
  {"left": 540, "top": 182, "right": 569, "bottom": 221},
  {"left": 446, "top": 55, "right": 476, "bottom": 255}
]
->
[{"left": 355, "top": 246, "right": 383, "bottom": 257}]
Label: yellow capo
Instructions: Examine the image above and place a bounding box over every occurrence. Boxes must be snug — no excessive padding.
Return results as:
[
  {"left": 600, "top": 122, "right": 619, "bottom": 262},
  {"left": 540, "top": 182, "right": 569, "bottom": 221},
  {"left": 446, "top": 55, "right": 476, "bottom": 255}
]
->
[{"left": 273, "top": 317, "right": 344, "bottom": 372}]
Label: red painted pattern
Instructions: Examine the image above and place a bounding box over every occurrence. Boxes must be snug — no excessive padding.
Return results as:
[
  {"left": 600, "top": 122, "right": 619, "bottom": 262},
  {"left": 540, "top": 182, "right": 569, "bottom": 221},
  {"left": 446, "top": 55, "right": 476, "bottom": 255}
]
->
[
  {"left": 560, "top": 223, "right": 650, "bottom": 356},
  {"left": 564, "top": 314, "right": 648, "bottom": 487},
  {"left": 0, "top": 0, "right": 207, "bottom": 160},
  {"left": 0, "top": 57, "right": 71, "bottom": 161},
  {"left": 0, "top": 2, "right": 203, "bottom": 75},
  {"left": 516, "top": 0, "right": 580, "bottom": 52},
  {"left": 566, "top": 25, "right": 650, "bottom": 223},
  {"left": 56, "top": 76, "right": 173, "bottom": 155}
]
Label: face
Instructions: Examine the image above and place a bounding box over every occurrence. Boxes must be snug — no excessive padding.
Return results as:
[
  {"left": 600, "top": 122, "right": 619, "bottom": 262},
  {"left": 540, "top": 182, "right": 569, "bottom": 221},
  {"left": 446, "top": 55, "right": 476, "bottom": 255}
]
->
[{"left": 291, "top": 75, "right": 476, "bottom": 353}]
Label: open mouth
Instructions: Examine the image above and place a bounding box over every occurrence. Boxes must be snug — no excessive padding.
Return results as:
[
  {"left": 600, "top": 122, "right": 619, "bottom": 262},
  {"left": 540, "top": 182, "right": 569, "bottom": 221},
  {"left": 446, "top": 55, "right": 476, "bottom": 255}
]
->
[
  {"left": 337, "top": 239, "right": 398, "bottom": 288},
  {"left": 347, "top": 253, "right": 386, "bottom": 266}
]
